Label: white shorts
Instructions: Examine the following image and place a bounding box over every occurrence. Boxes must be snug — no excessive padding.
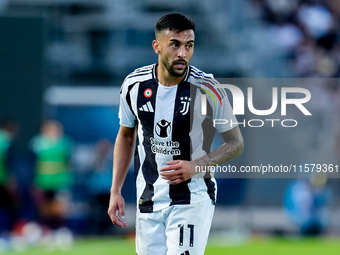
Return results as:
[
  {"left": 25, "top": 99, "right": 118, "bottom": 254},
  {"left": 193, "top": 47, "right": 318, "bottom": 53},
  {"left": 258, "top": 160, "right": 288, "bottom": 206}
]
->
[{"left": 136, "top": 199, "right": 215, "bottom": 255}]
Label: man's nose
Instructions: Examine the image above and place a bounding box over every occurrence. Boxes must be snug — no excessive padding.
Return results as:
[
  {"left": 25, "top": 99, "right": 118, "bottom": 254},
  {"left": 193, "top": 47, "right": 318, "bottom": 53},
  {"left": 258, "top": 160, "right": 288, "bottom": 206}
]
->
[{"left": 177, "top": 45, "right": 186, "bottom": 58}]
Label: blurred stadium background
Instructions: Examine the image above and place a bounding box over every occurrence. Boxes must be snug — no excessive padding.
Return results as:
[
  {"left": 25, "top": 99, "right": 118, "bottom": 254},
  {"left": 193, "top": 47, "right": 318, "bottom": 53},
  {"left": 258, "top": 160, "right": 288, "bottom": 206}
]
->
[{"left": 0, "top": 0, "right": 340, "bottom": 254}]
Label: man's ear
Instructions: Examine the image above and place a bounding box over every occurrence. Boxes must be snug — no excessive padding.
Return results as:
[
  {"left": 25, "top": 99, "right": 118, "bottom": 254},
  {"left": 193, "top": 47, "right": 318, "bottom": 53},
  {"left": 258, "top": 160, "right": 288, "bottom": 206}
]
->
[{"left": 152, "top": 40, "right": 160, "bottom": 54}]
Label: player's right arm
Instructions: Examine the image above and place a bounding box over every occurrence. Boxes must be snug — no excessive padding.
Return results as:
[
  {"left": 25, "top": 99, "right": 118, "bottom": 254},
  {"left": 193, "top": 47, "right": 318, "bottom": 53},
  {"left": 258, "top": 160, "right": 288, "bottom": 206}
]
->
[
  {"left": 108, "top": 71, "right": 138, "bottom": 227},
  {"left": 108, "top": 125, "right": 136, "bottom": 228}
]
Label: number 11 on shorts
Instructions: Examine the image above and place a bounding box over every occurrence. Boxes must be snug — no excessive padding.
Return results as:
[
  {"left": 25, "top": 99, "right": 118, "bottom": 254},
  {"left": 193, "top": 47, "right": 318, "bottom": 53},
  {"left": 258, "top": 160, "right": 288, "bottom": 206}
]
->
[{"left": 178, "top": 224, "right": 194, "bottom": 247}]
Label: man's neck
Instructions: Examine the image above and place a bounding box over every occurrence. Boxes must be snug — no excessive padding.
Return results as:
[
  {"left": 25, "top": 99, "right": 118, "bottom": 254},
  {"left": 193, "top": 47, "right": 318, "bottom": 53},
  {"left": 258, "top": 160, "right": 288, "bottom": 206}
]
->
[{"left": 156, "top": 63, "right": 186, "bottom": 86}]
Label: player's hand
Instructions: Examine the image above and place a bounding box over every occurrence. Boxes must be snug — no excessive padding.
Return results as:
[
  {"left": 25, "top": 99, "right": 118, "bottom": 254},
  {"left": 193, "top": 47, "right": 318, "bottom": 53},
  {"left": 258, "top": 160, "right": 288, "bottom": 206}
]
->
[
  {"left": 108, "top": 193, "right": 128, "bottom": 228},
  {"left": 159, "top": 160, "right": 195, "bottom": 185}
]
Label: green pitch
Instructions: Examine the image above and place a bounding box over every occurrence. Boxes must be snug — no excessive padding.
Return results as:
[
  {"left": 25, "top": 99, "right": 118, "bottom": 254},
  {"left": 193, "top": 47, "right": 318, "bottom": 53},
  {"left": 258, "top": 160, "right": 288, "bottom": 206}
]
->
[{"left": 3, "top": 236, "right": 340, "bottom": 255}]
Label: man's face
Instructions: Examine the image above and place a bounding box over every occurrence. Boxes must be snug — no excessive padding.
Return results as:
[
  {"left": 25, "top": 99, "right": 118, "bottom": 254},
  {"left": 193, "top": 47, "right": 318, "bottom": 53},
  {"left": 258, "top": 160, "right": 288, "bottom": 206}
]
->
[{"left": 155, "top": 29, "right": 195, "bottom": 77}]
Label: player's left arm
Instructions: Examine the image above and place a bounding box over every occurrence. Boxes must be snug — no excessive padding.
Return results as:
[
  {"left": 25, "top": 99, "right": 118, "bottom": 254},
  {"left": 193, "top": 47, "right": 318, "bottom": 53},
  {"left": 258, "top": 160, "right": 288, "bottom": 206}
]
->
[{"left": 160, "top": 126, "right": 243, "bottom": 184}]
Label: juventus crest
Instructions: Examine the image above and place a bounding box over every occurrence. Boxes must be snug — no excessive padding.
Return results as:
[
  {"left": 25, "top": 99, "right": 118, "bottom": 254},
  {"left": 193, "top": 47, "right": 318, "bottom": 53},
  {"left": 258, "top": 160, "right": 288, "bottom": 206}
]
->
[{"left": 180, "top": 96, "right": 190, "bottom": 115}]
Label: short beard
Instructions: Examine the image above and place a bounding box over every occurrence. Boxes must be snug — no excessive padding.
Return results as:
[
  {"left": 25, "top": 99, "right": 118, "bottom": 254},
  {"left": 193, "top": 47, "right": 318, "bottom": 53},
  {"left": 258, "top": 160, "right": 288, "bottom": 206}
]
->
[{"left": 162, "top": 58, "right": 187, "bottom": 77}]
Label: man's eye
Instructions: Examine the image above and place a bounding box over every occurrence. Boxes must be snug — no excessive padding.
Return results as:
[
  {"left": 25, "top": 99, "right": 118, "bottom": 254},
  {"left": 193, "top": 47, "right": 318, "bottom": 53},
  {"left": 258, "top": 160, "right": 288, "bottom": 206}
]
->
[
  {"left": 171, "top": 43, "right": 179, "bottom": 48},
  {"left": 186, "top": 44, "right": 193, "bottom": 49}
]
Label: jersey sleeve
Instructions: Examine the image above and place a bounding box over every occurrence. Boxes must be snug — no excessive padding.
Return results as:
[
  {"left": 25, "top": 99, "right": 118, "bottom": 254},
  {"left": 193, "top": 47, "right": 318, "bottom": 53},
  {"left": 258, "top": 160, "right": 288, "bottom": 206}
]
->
[
  {"left": 118, "top": 79, "right": 136, "bottom": 128},
  {"left": 206, "top": 74, "right": 238, "bottom": 134}
]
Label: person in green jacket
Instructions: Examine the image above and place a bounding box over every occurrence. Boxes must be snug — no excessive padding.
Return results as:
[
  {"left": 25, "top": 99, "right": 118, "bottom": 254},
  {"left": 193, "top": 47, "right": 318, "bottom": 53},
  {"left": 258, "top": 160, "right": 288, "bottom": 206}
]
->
[{"left": 31, "top": 120, "right": 73, "bottom": 229}]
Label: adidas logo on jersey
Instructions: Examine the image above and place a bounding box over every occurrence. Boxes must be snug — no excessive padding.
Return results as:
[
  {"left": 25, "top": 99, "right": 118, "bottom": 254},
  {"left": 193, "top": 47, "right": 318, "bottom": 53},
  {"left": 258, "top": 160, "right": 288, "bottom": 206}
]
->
[{"left": 139, "top": 101, "right": 154, "bottom": 112}]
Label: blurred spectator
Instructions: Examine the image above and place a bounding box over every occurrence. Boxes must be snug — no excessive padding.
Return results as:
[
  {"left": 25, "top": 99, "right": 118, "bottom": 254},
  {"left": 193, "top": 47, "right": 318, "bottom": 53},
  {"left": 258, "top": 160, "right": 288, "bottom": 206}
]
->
[
  {"left": 270, "top": 22, "right": 303, "bottom": 52},
  {"left": 30, "top": 120, "right": 73, "bottom": 230},
  {"left": 0, "top": 118, "right": 18, "bottom": 235},
  {"left": 297, "top": 3, "right": 334, "bottom": 38},
  {"left": 86, "top": 139, "right": 114, "bottom": 235},
  {"left": 283, "top": 172, "right": 332, "bottom": 236},
  {"left": 251, "top": 0, "right": 340, "bottom": 78}
]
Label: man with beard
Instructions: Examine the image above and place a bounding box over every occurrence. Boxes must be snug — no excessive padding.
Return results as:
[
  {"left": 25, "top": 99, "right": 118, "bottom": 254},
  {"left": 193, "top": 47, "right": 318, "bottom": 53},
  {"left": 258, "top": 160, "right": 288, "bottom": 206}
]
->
[{"left": 108, "top": 13, "right": 243, "bottom": 255}]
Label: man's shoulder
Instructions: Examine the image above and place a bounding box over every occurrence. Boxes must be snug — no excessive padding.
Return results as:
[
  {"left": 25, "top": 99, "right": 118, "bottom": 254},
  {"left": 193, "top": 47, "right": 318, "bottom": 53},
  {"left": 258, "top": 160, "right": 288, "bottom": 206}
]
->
[
  {"left": 125, "top": 64, "right": 155, "bottom": 82},
  {"left": 188, "top": 65, "right": 217, "bottom": 86},
  {"left": 120, "top": 64, "right": 155, "bottom": 93}
]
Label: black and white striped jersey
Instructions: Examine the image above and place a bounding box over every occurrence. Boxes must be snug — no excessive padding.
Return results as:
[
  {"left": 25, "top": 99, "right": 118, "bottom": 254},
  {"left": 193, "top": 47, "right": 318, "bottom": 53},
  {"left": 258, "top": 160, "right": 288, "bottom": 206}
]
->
[{"left": 119, "top": 64, "right": 237, "bottom": 213}]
